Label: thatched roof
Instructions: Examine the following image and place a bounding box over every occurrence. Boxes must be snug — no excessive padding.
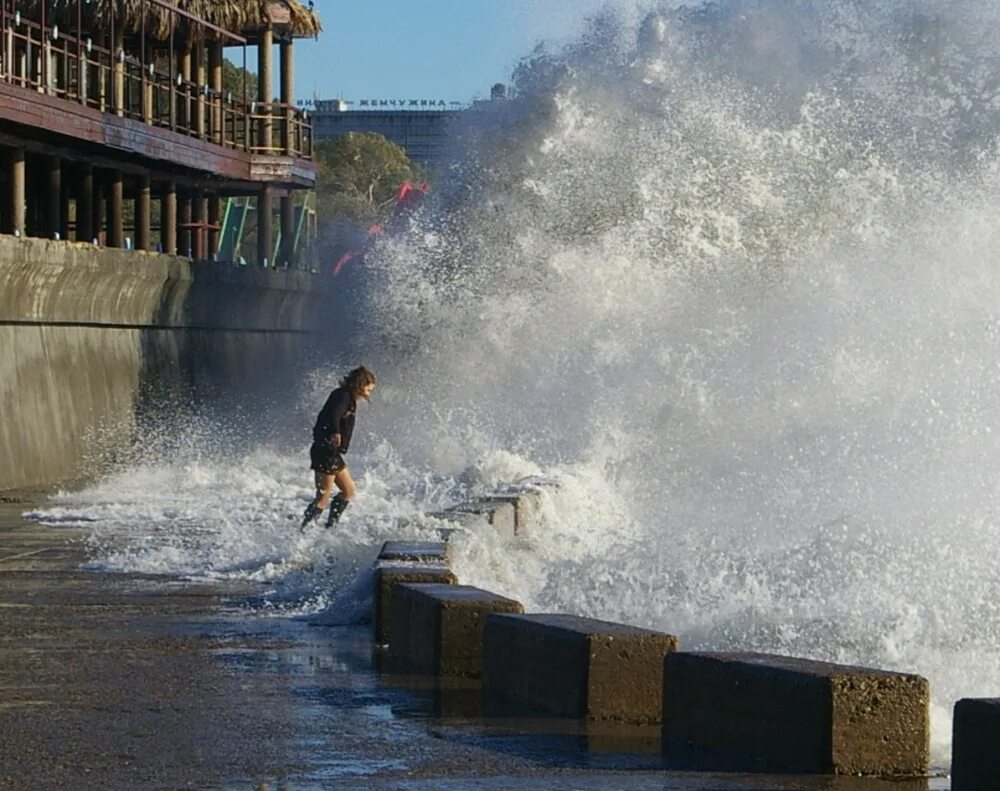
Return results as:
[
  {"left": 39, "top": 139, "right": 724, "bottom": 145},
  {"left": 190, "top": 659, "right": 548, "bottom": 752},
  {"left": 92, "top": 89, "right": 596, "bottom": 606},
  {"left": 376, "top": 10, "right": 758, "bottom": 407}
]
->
[{"left": 30, "top": 0, "right": 322, "bottom": 42}]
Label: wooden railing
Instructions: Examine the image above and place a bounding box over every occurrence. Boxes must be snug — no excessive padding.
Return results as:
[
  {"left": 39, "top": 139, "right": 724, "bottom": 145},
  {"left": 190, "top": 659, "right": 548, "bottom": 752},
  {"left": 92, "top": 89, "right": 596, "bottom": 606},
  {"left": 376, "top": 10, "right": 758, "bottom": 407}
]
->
[{"left": 0, "top": 7, "right": 313, "bottom": 159}]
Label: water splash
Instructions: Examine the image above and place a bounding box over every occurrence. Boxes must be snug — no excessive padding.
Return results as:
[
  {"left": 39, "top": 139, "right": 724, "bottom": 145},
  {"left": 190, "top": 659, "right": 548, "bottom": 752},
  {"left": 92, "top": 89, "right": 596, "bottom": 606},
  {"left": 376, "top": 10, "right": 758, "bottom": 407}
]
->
[
  {"left": 354, "top": 0, "right": 1000, "bottom": 764},
  {"left": 34, "top": 0, "right": 1000, "bottom": 766}
]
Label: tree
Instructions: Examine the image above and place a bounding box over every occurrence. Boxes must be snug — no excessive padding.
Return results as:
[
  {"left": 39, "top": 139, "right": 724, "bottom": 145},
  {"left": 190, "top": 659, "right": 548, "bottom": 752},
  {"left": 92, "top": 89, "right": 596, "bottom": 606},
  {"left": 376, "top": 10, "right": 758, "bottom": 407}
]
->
[
  {"left": 222, "top": 58, "right": 258, "bottom": 103},
  {"left": 314, "top": 132, "right": 424, "bottom": 225}
]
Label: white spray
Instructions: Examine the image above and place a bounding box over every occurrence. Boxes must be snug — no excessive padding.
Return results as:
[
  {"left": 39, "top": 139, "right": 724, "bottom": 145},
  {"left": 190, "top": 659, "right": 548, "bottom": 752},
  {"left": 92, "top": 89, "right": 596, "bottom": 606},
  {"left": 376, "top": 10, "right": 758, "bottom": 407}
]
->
[{"left": 37, "top": 0, "right": 1000, "bottom": 766}]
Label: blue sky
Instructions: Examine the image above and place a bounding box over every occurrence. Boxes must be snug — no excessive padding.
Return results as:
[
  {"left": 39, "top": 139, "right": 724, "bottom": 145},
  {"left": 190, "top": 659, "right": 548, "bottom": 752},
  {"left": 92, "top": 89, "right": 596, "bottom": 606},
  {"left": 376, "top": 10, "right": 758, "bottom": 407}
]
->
[{"left": 293, "top": 0, "right": 623, "bottom": 105}]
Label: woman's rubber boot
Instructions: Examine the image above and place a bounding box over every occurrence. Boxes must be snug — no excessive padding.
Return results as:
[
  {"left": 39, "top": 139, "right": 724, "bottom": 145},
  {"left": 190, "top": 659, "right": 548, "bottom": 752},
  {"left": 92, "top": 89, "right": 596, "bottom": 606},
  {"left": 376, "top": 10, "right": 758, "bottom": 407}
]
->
[
  {"left": 326, "top": 495, "right": 349, "bottom": 527},
  {"left": 300, "top": 501, "right": 322, "bottom": 531}
]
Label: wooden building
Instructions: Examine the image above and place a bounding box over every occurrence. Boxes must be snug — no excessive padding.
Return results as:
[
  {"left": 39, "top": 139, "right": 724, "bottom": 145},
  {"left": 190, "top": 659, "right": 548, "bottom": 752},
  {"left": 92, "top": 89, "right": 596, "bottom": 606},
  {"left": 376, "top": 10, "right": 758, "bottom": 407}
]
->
[{"left": 0, "top": 0, "right": 319, "bottom": 267}]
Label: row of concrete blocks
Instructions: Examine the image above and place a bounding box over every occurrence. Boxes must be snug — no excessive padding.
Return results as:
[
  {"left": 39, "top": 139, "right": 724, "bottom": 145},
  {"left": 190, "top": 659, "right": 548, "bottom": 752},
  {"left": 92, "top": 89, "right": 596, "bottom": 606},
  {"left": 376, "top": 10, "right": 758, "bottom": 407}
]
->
[{"left": 373, "top": 537, "right": 933, "bottom": 777}]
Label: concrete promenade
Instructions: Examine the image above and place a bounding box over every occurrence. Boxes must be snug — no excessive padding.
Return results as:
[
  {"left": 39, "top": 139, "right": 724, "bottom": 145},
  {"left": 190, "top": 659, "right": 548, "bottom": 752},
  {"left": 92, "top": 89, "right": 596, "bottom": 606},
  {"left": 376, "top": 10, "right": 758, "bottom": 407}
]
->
[{"left": 0, "top": 495, "right": 951, "bottom": 791}]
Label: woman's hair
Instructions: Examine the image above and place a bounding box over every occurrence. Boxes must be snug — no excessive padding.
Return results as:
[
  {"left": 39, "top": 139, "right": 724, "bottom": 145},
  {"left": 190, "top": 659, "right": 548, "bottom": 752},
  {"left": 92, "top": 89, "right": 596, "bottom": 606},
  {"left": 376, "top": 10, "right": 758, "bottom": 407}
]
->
[{"left": 340, "top": 365, "right": 377, "bottom": 397}]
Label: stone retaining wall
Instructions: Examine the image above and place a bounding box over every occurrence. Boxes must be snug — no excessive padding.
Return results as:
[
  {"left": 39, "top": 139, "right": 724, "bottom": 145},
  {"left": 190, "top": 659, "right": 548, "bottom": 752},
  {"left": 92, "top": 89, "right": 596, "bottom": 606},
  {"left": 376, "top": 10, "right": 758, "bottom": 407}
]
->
[{"left": 0, "top": 236, "right": 331, "bottom": 490}]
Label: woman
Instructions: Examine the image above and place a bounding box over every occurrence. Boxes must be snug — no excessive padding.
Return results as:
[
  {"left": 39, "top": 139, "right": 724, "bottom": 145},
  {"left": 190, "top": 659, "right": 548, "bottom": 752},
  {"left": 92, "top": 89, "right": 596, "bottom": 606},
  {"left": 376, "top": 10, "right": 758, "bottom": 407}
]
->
[{"left": 301, "top": 365, "right": 376, "bottom": 529}]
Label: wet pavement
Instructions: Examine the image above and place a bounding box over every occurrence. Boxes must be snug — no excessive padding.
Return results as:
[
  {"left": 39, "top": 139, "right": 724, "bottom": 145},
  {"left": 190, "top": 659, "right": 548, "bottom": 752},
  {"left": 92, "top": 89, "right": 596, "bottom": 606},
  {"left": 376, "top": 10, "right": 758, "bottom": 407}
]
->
[{"left": 0, "top": 496, "right": 952, "bottom": 790}]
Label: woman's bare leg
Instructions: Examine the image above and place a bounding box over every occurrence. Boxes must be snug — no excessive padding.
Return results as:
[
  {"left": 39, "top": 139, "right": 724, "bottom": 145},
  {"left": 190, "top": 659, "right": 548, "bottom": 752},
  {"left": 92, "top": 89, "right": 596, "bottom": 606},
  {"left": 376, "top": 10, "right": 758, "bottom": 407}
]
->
[
  {"left": 333, "top": 467, "right": 356, "bottom": 501},
  {"left": 302, "top": 471, "right": 337, "bottom": 529},
  {"left": 325, "top": 467, "right": 356, "bottom": 526},
  {"left": 314, "top": 471, "right": 337, "bottom": 508}
]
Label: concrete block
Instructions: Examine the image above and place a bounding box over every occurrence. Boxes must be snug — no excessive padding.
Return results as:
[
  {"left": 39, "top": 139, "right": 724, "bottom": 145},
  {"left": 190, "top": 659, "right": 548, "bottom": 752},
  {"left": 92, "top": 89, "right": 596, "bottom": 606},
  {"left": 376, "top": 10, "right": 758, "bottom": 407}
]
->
[
  {"left": 952, "top": 698, "right": 1000, "bottom": 791},
  {"left": 389, "top": 583, "right": 523, "bottom": 678},
  {"left": 378, "top": 540, "right": 450, "bottom": 564},
  {"left": 662, "top": 652, "right": 929, "bottom": 775},
  {"left": 483, "top": 613, "right": 679, "bottom": 724},
  {"left": 485, "top": 490, "right": 545, "bottom": 535},
  {"left": 445, "top": 500, "right": 516, "bottom": 539},
  {"left": 372, "top": 564, "right": 457, "bottom": 647}
]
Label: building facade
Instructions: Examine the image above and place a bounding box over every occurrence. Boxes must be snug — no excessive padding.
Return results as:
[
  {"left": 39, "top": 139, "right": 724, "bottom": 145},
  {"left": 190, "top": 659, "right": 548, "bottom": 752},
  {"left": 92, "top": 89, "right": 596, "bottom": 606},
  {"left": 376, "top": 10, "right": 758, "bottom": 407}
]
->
[{"left": 310, "top": 99, "right": 461, "bottom": 166}]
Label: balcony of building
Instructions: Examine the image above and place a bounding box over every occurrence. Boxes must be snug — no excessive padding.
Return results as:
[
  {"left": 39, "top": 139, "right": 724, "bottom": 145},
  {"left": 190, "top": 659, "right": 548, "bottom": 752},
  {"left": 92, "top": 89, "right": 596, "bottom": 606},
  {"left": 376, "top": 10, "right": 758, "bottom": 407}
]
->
[{"left": 0, "top": 0, "right": 321, "bottom": 267}]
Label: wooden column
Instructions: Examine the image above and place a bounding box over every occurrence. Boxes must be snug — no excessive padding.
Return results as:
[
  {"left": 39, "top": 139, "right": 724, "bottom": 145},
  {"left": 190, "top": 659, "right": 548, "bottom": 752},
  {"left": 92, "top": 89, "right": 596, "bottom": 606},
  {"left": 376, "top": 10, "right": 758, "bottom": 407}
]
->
[
  {"left": 257, "top": 25, "right": 273, "bottom": 152},
  {"left": 60, "top": 176, "right": 71, "bottom": 241},
  {"left": 113, "top": 27, "right": 124, "bottom": 117},
  {"left": 280, "top": 38, "right": 294, "bottom": 154},
  {"left": 168, "top": 40, "right": 176, "bottom": 130},
  {"left": 179, "top": 44, "right": 192, "bottom": 131},
  {"left": 178, "top": 195, "right": 192, "bottom": 256},
  {"left": 143, "top": 47, "right": 154, "bottom": 123},
  {"left": 194, "top": 42, "right": 206, "bottom": 139},
  {"left": 46, "top": 155, "right": 61, "bottom": 238},
  {"left": 209, "top": 39, "right": 224, "bottom": 145},
  {"left": 136, "top": 174, "right": 151, "bottom": 251},
  {"left": 161, "top": 181, "right": 177, "bottom": 254},
  {"left": 8, "top": 147, "right": 25, "bottom": 236},
  {"left": 77, "top": 163, "right": 94, "bottom": 242},
  {"left": 92, "top": 171, "right": 105, "bottom": 244},
  {"left": 4, "top": 23, "right": 12, "bottom": 82},
  {"left": 79, "top": 32, "right": 89, "bottom": 106},
  {"left": 1, "top": 151, "right": 8, "bottom": 232},
  {"left": 257, "top": 187, "right": 272, "bottom": 266},
  {"left": 97, "top": 36, "right": 107, "bottom": 112},
  {"left": 192, "top": 194, "right": 206, "bottom": 260},
  {"left": 108, "top": 171, "right": 123, "bottom": 248},
  {"left": 25, "top": 165, "right": 41, "bottom": 238},
  {"left": 43, "top": 32, "right": 53, "bottom": 94},
  {"left": 280, "top": 194, "right": 294, "bottom": 268},
  {"left": 208, "top": 195, "right": 221, "bottom": 258}
]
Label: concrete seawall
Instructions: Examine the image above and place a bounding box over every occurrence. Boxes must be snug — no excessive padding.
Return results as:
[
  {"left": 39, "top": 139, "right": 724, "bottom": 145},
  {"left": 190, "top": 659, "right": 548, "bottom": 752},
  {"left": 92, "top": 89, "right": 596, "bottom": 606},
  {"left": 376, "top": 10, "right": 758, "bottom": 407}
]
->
[
  {"left": 0, "top": 236, "right": 332, "bottom": 490},
  {"left": 373, "top": 487, "right": 935, "bottom": 780}
]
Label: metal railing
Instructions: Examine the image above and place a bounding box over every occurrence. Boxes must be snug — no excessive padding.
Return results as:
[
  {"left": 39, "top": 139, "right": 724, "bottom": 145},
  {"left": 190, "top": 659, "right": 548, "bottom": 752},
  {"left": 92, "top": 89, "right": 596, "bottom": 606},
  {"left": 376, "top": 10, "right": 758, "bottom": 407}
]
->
[{"left": 0, "top": 2, "right": 313, "bottom": 159}]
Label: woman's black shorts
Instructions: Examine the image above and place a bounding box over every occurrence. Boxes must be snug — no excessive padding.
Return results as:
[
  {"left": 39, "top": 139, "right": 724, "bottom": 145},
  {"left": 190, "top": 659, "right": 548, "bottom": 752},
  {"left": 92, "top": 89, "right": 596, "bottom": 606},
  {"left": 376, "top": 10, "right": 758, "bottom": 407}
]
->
[{"left": 310, "top": 442, "right": 346, "bottom": 475}]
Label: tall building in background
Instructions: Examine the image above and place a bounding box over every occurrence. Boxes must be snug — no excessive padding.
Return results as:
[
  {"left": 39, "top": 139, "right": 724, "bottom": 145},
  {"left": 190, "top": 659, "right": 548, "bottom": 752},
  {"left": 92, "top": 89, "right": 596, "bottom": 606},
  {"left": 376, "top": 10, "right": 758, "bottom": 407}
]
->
[{"left": 309, "top": 84, "right": 508, "bottom": 166}]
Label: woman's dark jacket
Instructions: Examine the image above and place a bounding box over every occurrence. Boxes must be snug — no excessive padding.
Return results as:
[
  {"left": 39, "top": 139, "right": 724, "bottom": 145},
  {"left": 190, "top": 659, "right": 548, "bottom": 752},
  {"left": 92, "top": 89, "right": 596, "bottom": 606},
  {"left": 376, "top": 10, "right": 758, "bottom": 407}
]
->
[{"left": 312, "top": 387, "right": 356, "bottom": 452}]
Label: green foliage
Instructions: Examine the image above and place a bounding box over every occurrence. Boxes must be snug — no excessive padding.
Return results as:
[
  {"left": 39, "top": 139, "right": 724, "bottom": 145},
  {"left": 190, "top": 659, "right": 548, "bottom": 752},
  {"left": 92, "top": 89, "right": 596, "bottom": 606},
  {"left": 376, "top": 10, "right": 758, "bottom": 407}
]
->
[
  {"left": 314, "top": 132, "right": 423, "bottom": 224},
  {"left": 222, "top": 58, "right": 258, "bottom": 102}
]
